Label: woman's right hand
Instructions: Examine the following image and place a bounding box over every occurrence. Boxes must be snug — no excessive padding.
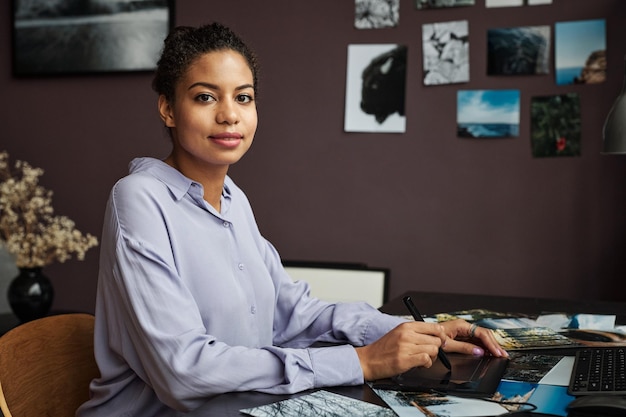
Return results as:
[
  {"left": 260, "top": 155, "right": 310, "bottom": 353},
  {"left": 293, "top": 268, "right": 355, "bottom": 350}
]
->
[{"left": 354, "top": 321, "right": 448, "bottom": 381}]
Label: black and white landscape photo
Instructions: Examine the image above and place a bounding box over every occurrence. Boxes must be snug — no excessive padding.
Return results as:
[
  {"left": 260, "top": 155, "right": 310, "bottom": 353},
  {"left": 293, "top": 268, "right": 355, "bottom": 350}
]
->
[
  {"left": 13, "top": 0, "right": 172, "bottom": 75},
  {"left": 416, "top": 0, "right": 474, "bottom": 10},
  {"left": 422, "top": 20, "right": 469, "bottom": 85},
  {"left": 354, "top": 0, "right": 399, "bottom": 30}
]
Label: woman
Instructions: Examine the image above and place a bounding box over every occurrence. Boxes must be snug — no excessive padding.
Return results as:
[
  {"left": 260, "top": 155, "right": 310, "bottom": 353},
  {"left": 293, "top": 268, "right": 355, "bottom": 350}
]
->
[{"left": 77, "top": 22, "right": 506, "bottom": 416}]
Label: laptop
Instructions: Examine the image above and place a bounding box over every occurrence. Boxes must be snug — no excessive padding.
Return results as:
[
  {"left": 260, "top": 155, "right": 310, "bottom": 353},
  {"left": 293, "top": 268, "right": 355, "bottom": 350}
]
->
[{"left": 372, "top": 353, "right": 509, "bottom": 398}]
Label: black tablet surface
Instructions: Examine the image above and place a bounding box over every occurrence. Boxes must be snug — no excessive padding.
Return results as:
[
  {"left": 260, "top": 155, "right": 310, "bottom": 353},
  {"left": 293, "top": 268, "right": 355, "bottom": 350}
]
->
[{"left": 372, "top": 353, "right": 509, "bottom": 398}]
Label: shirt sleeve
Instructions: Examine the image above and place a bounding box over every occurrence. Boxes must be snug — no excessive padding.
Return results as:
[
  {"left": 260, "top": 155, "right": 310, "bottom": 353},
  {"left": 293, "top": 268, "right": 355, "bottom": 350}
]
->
[{"left": 259, "top": 240, "right": 408, "bottom": 389}]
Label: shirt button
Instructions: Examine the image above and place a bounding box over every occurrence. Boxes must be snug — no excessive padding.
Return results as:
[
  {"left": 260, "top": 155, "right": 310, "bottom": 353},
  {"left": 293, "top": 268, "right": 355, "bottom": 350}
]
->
[
  {"left": 238, "top": 263, "right": 244, "bottom": 270},
  {"left": 223, "top": 221, "right": 230, "bottom": 228},
  {"left": 251, "top": 306, "right": 256, "bottom": 314}
]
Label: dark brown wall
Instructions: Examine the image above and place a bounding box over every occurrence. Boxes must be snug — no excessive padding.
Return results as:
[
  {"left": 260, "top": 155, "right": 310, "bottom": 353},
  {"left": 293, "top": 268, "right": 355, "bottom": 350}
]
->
[{"left": 2, "top": 0, "right": 625, "bottom": 314}]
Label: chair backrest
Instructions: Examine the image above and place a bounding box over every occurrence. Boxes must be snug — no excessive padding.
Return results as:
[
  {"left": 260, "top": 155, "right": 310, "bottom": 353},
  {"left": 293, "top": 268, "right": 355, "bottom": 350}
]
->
[
  {"left": 283, "top": 260, "right": 389, "bottom": 308},
  {"left": 0, "top": 313, "right": 99, "bottom": 417}
]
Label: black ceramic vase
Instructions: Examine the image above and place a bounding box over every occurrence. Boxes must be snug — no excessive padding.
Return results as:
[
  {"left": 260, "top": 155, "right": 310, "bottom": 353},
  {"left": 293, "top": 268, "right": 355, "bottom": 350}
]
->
[{"left": 8, "top": 267, "right": 54, "bottom": 322}]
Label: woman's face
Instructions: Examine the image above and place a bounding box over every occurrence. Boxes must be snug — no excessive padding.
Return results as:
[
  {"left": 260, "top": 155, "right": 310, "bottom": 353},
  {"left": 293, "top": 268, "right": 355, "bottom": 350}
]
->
[{"left": 159, "top": 50, "right": 257, "bottom": 172}]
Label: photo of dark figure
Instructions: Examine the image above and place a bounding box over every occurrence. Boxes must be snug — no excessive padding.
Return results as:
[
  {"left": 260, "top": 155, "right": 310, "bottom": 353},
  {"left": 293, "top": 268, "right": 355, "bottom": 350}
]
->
[
  {"left": 344, "top": 43, "right": 407, "bottom": 133},
  {"left": 530, "top": 93, "right": 581, "bottom": 158},
  {"left": 360, "top": 45, "right": 407, "bottom": 124},
  {"left": 487, "top": 26, "right": 550, "bottom": 75},
  {"left": 13, "top": 0, "right": 172, "bottom": 75}
]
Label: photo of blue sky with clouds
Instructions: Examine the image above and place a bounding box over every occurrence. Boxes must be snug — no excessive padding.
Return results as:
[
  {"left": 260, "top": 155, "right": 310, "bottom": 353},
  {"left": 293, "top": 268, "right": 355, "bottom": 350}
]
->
[{"left": 457, "top": 90, "right": 521, "bottom": 138}]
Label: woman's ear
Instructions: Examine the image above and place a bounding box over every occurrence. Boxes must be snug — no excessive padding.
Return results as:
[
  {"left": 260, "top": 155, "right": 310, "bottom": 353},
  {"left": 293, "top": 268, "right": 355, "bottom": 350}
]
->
[{"left": 158, "top": 95, "right": 175, "bottom": 128}]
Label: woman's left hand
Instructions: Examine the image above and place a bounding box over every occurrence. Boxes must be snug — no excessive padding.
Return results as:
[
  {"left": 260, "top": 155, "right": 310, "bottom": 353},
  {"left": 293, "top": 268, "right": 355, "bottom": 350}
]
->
[{"left": 440, "top": 319, "right": 508, "bottom": 358}]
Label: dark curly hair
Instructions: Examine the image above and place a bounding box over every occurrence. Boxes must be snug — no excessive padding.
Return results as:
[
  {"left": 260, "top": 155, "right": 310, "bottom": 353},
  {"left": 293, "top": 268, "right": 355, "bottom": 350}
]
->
[{"left": 152, "top": 22, "right": 260, "bottom": 103}]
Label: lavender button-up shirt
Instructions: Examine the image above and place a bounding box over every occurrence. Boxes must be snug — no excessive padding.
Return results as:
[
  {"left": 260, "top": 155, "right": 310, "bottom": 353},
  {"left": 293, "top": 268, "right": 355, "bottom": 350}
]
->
[{"left": 77, "top": 157, "right": 404, "bottom": 417}]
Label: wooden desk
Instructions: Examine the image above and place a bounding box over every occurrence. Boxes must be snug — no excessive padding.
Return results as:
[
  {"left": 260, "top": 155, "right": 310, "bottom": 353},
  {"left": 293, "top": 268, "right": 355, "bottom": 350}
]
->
[
  {"left": 380, "top": 291, "right": 626, "bottom": 324},
  {"left": 186, "top": 291, "right": 626, "bottom": 415}
]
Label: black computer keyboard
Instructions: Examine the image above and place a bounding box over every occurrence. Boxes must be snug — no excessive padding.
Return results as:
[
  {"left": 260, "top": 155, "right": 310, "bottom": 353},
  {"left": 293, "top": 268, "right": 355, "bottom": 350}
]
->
[{"left": 568, "top": 347, "right": 626, "bottom": 395}]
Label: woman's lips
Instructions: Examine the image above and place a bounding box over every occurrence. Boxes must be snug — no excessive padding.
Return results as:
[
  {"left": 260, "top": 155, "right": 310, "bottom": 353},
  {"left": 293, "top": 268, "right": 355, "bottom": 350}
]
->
[{"left": 210, "top": 132, "right": 242, "bottom": 148}]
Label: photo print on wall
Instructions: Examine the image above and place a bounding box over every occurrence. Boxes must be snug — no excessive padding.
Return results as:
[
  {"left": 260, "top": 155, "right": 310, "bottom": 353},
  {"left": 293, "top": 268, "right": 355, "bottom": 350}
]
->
[
  {"left": 422, "top": 20, "right": 469, "bottom": 85},
  {"left": 486, "top": 0, "right": 552, "bottom": 7},
  {"left": 555, "top": 19, "right": 606, "bottom": 86},
  {"left": 530, "top": 93, "right": 581, "bottom": 158},
  {"left": 416, "top": 0, "right": 474, "bottom": 10},
  {"left": 355, "top": 0, "right": 400, "bottom": 29},
  {"left": 12, "top": 0, "right": 173, "bottom": 75},
  {"left": 457, "top": 90, "right": 521, "bottom": 138},
  {"left": 344, "top": 44, "right": 407, "bottom": 133},
  {"left": 487, "top": 26, "right": 550, "bottom": 76}
]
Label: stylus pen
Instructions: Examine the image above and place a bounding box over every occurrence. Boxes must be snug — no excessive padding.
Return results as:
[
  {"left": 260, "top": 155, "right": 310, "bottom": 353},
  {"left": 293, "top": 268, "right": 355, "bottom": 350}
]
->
[{"left": 403, "top": 295, "right": 452, "bottom": 371}]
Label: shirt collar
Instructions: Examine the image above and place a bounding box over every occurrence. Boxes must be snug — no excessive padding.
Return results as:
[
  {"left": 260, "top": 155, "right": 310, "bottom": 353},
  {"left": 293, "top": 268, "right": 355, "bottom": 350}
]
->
[{"left": 128, "top": 157, "right": 232, "bottom": 208}]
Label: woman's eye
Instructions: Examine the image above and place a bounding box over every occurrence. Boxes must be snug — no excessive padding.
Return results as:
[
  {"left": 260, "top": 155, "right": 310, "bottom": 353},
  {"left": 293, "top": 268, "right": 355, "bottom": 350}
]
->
[
  {"left": 236, "top": 94, "right": 254, "bottom": 104},
  {"left": 196, "top": 93, "right": 214, "bottom": 102}
]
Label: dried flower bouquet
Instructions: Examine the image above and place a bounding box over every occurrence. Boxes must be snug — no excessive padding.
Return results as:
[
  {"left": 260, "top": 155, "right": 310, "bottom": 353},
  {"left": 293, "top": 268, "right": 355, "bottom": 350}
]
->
[{"left": 0, "top": 151, "right": 98, "bottom": 268}]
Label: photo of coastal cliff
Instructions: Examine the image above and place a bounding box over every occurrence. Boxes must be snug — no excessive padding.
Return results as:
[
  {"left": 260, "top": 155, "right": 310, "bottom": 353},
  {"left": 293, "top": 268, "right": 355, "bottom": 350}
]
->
[
  {"left": 555, "top": 19, "right": 606, "bottom": 85},
  {"left": 487, "top": 25, "right": 550, "bottom": 76},
  {"left": 457, "top": 90, "right": 520, "bottom": 138}
]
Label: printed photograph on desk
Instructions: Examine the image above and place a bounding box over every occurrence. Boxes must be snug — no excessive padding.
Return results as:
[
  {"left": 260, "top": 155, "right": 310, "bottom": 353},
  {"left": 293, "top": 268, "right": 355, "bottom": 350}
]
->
[
  {"left": 492, "top": 327, "right": 582, "bottom": 350},
  {"left": 503, "top": 352, "right": 563, "bottom": 383},
  {"left": 538, "top": 312, "right": 626, "bottom": 346},
  {"left": 530, "top": 93, "right": 581, "bottom": 158},
  {"left": 240, "top": 390, "right": 395, "bottom": 417},
  {"left": 422, "top": 20, "right": 469, "bottom": 86},
  {"left": 344, "top": 44, "right": 407, "bottom": 133},
  {"left": 429, "top": 309, "right": 536, "bottom": 324},
  {"left": 416, "top": 0, "right": 474, "bottom": 10},
  {"left": 372, "top": 388, "right": 509, "bottom": 417},
  {"left": 492, "top": 352, "right": 574, "bottom": 416},
  {"left": 457, "top": 90, "right": 520, "bottom": 138},
  {"left": 487, "top": 26, "right": 550, "bottom": 76},
  {"left": 492, "top": 381, "right": 573, "bottom": 417},
  {"left": 555, "top": 19, "right": 606, "bottom": 85}
]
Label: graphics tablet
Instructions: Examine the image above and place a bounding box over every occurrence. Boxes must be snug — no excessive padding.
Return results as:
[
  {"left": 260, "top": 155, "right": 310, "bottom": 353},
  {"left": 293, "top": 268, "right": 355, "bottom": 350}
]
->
[{"left": 372, "top": 353, "right": 509, "bottom": 398}]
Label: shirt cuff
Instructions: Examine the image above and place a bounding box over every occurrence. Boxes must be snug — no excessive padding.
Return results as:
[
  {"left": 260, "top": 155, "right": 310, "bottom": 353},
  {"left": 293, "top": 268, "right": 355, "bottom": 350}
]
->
[
  {"left": 363, "top": 313, "right": 409, "bottom": 345},
  {"left": 309, "top": 344, "right": 364, "bottom": 387}
]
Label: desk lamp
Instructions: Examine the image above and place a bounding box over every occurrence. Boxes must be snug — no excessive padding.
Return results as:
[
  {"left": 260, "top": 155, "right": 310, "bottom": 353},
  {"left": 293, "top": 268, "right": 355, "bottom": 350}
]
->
[{"left": 602, "top": 55, "right": 626, "bottom": 154}]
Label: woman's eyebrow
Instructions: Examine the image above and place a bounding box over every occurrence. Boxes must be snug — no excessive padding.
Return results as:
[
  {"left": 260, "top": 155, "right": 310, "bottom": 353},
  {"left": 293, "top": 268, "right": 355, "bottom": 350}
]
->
[{"left": 188, "top": 82, "right": 254, "bottom": 91}]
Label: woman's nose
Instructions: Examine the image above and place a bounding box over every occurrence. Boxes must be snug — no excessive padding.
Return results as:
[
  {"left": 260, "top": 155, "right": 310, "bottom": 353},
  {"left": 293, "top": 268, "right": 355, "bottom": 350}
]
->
[{"left": 216, "top": 101, "right": 239, "bottom": 124}]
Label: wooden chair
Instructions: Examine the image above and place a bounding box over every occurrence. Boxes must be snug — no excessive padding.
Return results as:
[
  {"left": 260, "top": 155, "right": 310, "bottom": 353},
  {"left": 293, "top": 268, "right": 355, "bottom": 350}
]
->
[{"left": 0, "top": 313, "right": 99, "bottom": 417}]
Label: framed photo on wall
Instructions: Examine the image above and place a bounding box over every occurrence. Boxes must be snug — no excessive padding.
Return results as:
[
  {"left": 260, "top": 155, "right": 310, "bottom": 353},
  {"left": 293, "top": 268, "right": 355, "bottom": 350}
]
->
[{"left": 12, "top": 0, "right": 175, "bottom": 76}]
